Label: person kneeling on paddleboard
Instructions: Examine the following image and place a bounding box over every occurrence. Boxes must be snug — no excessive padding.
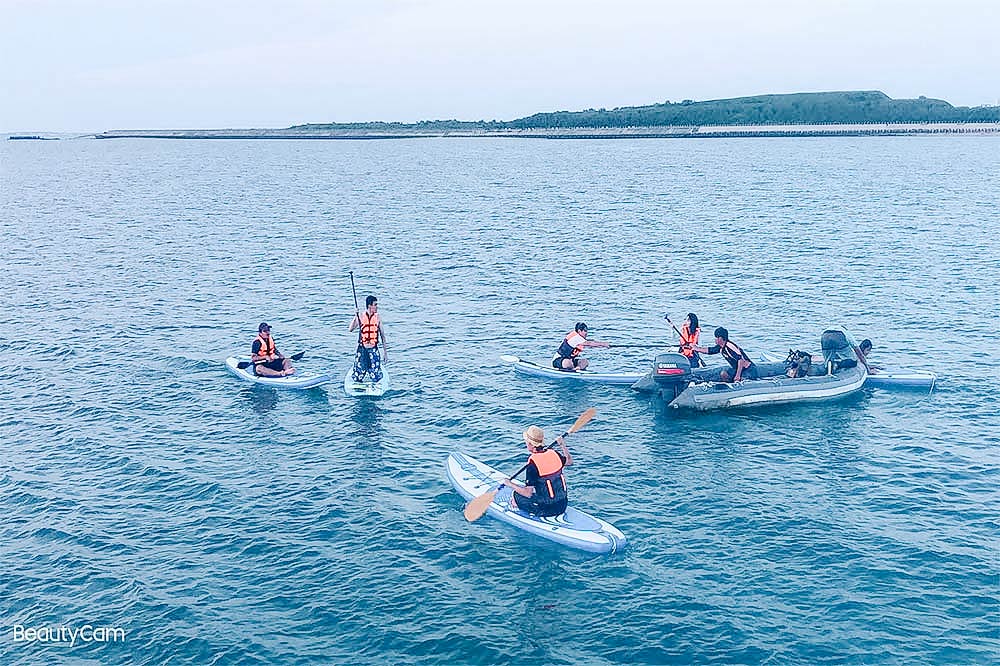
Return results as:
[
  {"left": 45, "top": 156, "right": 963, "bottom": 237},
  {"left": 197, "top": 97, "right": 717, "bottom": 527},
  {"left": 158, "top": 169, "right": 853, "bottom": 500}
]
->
[
  {"left": 506, "top": 425, "right": 573, "bottom": 517},
  {"left": 252, "top": 323, "right": 295, "bottom": 377},
  {"left": 552, "top": 322, "right": 609, "bottom": 371}
]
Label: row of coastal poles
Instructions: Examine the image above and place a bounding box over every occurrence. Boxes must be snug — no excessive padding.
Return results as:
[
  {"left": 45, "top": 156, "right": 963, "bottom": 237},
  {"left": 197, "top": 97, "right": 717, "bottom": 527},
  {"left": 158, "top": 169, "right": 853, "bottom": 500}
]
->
[
  {"left": 550, "top": 314, "right": 707, "bottom": 371},
  {"left": 243, "top": 271, "right": 386, "bottom": 382}
]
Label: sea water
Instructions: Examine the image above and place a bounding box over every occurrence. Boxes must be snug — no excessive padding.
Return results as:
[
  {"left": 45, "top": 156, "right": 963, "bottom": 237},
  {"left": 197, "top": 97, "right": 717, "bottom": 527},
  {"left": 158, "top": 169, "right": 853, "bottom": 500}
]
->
[{"left": 1, "top": 135, "right": 997, "bottom": 664}]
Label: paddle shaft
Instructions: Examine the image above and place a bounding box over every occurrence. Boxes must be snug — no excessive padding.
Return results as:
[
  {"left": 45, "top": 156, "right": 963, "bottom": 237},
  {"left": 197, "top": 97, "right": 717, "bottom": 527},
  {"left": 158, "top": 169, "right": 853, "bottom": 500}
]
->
[
  {"left": 236, "top": 351, "right": 304, "bottom": 370},
  {"left": 607, "top": 344, "right": 663, "bottom": 348},
  {"left": 504, "top": 431, "right": 568, "bottom": 485},
  {"left": 349, "top": 271, "right": 363, "bottom": 346}
]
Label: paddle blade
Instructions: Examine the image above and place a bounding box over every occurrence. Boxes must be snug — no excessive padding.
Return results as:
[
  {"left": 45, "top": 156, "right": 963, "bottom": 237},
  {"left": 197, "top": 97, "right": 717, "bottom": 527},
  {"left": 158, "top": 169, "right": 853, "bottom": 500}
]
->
[
  {"left": 290, "top": 351, "right": 305, "bottom": 361},
  {"left": 499, "top": 355, "right": 520, "bottom": 363},
  {"left": 464, "top": 488, "right": 498, "bottom": 522},
  {"left": 236, "top": 361, "right": 252, "bottom": 369},
  {"left": 567, "top": 407, "right": 597, "bottom": 434}
]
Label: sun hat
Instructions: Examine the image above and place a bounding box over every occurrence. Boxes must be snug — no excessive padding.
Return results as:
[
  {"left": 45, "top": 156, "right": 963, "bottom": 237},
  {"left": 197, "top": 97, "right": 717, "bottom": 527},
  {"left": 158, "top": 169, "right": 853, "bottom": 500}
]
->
[{"left": 523, "top": 425, "right": 545, "bottom": 448}]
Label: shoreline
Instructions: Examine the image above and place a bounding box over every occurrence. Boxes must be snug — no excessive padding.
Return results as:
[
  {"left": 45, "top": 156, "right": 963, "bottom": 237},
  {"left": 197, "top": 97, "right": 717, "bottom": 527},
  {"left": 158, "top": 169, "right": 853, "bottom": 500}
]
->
[{"left": 92, "top": 122, "right": 1000, "bottom": 140}]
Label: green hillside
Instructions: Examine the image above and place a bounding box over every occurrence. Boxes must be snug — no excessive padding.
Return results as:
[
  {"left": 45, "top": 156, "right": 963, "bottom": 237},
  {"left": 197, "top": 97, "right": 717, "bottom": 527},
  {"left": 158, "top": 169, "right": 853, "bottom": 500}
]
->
[{"left": 292, "top": 91, "right": 999, "bottom": 131}]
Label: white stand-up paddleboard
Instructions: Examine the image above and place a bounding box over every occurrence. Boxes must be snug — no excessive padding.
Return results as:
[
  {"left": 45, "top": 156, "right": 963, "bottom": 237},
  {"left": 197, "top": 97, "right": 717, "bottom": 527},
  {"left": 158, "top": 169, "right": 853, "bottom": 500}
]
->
[
  {"left": 343, "top": 366, "right": 389, "bottom": 397},
  {"left": 500, "top": 355, "right": 644, "bottom": 385},
  {"left": 225, "top": 357, "right": 332, "bottom": 389}
]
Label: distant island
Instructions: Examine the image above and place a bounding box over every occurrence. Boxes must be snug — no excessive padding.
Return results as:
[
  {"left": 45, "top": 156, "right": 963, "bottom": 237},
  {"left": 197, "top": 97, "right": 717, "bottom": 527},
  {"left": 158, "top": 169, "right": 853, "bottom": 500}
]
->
[{"left": 93, "top": 91, "right": 1000, "bottom": 140}]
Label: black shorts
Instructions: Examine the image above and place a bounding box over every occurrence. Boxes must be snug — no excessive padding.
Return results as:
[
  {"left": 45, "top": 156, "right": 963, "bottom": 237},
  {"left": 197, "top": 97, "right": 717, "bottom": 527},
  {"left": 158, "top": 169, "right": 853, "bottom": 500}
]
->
[
  {"left": 514, "top": 493, "right": 568, "bottom": 517},
  {"left": 552, "top": 356, "right": 580, "bottom": 370},
  {"left": 255, "top": 358, "right": 284, "bottom": 374}
]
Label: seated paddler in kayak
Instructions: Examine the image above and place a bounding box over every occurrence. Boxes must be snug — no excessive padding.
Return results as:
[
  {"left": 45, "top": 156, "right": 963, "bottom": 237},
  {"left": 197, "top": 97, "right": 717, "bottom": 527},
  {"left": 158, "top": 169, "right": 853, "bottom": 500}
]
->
[
  {"left": 251, "top": 322, "right": 296, "bottom": 377},
  {"left": 506, "top": 425, "right": 572, "bottom": 517},
  {"left": 687, "top": 326, "right": 758, "bottom": 382},
  {"left": 552, "top": 322, "right": 610, "bottom": 371}
]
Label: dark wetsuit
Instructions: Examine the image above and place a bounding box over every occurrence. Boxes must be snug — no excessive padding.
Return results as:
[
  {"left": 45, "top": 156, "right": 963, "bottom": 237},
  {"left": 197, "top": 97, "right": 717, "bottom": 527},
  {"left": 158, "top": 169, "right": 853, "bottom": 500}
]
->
[{"left": 706, "top": 340, "right": 759, "bottom": 380}]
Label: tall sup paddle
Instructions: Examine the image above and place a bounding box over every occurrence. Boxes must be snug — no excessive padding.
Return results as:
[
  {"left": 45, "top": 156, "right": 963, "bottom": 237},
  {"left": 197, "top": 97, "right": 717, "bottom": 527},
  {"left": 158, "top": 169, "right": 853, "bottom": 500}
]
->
[
  {"left": 463, "top": 407, "right": 597, "bottom": 522},
  {"left": 349, "top": 271, "right": 363, "bottom": 345}
]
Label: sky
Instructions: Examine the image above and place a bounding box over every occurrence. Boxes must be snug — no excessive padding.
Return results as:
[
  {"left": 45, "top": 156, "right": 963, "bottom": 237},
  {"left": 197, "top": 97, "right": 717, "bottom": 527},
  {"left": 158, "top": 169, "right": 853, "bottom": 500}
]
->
[{"left": 2, "top": 0, "right": 998, "bottom": 132}]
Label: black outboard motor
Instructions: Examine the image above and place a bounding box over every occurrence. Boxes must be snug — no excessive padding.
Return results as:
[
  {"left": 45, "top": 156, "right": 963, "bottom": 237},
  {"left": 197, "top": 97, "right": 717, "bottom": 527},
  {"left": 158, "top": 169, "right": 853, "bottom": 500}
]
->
[
  {"left": 651, "top": 353, "right": 692, "bottom": 401},
  {"left": 820, "top": 329, "right": 856, "bottom": 373}
]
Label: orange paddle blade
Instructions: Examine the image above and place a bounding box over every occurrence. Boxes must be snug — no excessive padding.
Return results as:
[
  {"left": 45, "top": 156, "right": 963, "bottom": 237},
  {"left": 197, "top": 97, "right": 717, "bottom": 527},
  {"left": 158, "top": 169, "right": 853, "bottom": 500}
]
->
[
  {"left": 463, "top": 488, "right": 498, "bottom": 522},
  {"left": 568, "top": 407, "right": 596, "bottom": 434}
]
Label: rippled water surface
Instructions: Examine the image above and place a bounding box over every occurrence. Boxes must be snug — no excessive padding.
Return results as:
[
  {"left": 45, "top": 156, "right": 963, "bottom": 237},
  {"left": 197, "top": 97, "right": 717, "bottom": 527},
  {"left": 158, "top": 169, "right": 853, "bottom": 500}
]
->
[{"left": 2, "top": 136, "right": 998, "bottom": 665}]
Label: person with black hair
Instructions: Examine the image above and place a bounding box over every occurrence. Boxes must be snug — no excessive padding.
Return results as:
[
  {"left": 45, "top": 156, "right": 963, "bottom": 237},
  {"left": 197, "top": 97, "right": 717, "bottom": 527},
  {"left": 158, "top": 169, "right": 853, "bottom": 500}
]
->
[
  {"left": 677, "top": 313, "right": 703, "bottom": 368},
  {"left": 855, "top": 338, "right": 880, "bottom": 374},
  {"left": 690, "top": 327, "right": 758, "bottom": 382},
  {"left": 552, "top": 322, "right": 610, "bottom": 371},
  {"left": 251, "top": 323, "right": 296, "bottom": 377},
  {"left": 348, "top": 295, "right": 388, "bottom": 382}
]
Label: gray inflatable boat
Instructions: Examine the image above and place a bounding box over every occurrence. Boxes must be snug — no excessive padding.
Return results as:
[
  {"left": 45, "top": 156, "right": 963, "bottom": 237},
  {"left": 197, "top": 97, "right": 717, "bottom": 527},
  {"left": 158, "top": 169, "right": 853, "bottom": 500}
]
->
[{"left": 632, "top": 330, "right": 868, "bottom": 411}]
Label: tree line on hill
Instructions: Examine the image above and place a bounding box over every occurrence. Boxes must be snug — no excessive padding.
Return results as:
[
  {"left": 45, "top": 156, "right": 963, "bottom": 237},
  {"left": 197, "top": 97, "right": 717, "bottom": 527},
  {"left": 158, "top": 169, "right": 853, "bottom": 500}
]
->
[{"left": 291, "top": 91, "right": 1000, "bottom": 131}]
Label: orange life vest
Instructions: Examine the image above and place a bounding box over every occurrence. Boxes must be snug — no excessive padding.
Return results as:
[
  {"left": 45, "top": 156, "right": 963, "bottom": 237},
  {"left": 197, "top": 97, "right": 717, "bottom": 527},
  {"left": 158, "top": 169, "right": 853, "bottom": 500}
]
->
[
  {"left": 359, "top": 311, "right": 380, "bottom": 347},
  {"left": 253, "top": 334, "right": 275, "bottom": 364},
  {"left": 679, "top": 324, "right": 700, "bottom": 359},
  {"left": 529, "top": 449, "right": 567, "bottom": 500}
]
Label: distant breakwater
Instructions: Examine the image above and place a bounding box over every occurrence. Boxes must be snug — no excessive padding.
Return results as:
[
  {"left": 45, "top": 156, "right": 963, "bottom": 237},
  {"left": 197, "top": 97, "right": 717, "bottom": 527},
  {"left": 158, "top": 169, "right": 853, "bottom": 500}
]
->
[{"left": 93, "top": 122, "right": 1000, "bottom": 140}]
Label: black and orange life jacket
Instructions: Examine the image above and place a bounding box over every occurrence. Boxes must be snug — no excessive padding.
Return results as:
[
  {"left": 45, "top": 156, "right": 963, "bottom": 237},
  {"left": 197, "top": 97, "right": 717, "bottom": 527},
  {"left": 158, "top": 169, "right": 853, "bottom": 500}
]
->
[
  {"left": 359, "top": 311, "right": 380, "bottom": 348},
  {"left": 528, "top": 449, "right": 567, "bottom": 502},
  {"left": 679, "top": 324, "right": 700, "bottom": 359},
  {"left": 557, "top": 331, "right": 584, "bottom": 359},
  {"left": 253, "top": 334, "right": 275, "bottom": 364}
]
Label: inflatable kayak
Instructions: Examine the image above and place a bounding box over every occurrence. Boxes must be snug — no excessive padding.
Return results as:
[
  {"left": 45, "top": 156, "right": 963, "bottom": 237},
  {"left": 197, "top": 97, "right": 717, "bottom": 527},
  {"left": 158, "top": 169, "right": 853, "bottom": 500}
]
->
[
  {"left": 225, "top": 357, "right": 332, "bottom": 389},
  {"left": 759, "top": 351, "right": 937, "bottom": 390},
  {"left": 501, "top": 355, "right": 644, "bottom": 385},
  {"left": 343, "top": 367, "right": 389, "bottom": 397},
  {"left": 446, "top": 451, "right": 626, "bottom": 554}
]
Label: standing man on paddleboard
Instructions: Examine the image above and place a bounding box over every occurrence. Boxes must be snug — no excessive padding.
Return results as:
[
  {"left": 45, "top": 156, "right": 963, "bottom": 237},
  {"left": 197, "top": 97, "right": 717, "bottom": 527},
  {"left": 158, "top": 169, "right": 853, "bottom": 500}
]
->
[
  {"left": 252, "top": 323, "right": 296, "bottom": 377},
  {"left": 506, "top": 425, "right": 573, "bottom": 516},
  {"left": 349, "top": 295, "right": 388, "bottom": 382}
]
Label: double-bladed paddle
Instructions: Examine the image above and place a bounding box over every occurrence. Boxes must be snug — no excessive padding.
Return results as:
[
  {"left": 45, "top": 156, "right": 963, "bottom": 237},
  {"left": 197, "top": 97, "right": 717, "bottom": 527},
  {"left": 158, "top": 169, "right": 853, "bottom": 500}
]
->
[
  {"left": 463, "top": 407, "right": 597, "bottom": 522},
  {"left": 236, "top": 351, "right": 305, "bottom": 370}
]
